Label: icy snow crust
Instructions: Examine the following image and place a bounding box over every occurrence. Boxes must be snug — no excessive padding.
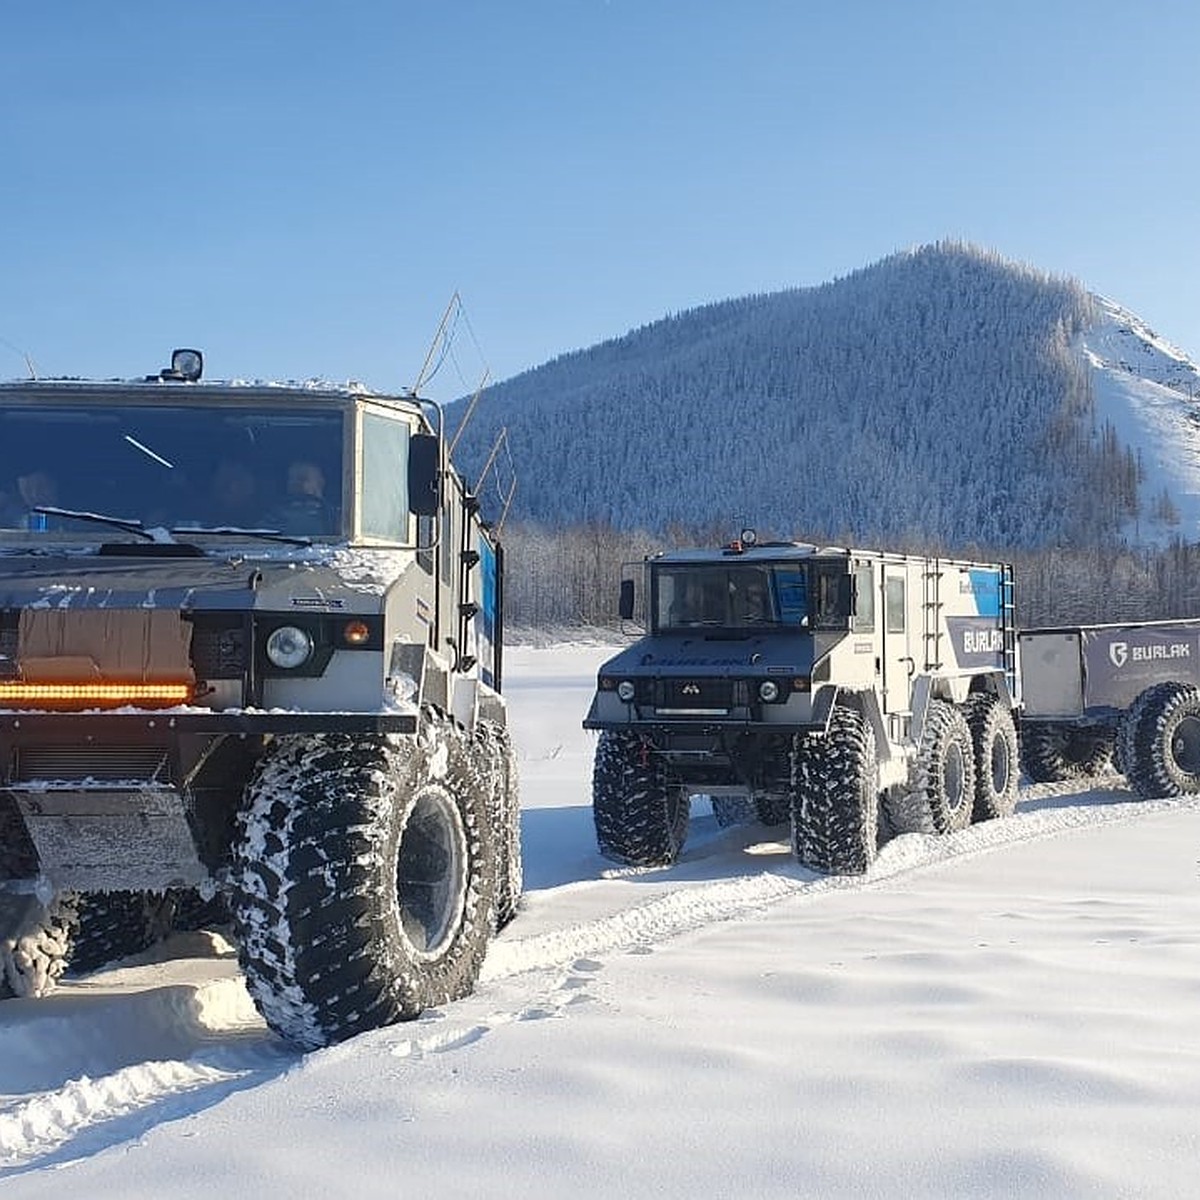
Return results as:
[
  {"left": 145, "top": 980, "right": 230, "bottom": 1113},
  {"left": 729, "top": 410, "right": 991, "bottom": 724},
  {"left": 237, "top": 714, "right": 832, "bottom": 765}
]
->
[
  {"left": 1079, "top": 297, "right": 1200, "bottom": 541},
  {"left": 2, "top": 644, "right": 1200, "bottom": 1197}
]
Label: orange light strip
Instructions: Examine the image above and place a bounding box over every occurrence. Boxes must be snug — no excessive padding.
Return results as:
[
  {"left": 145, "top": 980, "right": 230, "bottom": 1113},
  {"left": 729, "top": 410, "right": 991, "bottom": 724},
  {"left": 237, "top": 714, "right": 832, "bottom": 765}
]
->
[{"left": 0, "top": 681, "right": 193, "bottom": 706}]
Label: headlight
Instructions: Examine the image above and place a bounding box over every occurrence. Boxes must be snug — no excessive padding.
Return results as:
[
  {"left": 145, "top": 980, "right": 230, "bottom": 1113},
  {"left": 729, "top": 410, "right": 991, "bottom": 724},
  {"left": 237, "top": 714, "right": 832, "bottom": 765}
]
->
[
  {"left": 266, "top": 625, "right": 315, "bottom": 669},
  {"left": 617, "top": 680, "right": 637, "bottom": 702},
  {"left": 758, "top": 679, "right": 780, "bottom": 702}
]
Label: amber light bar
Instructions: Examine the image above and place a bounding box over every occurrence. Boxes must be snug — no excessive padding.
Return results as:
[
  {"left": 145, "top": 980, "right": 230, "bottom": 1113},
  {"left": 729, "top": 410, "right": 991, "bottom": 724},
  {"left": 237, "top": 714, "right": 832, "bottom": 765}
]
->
[{"left": 0, "top": 681, "right": 194, "bottom": 708}]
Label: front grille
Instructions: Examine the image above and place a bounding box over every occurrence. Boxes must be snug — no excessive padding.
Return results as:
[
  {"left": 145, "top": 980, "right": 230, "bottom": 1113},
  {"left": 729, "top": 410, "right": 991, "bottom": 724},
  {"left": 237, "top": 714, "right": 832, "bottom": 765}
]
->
[
  {"left": 658, "top": 679, "right": 736, "bottom": 710},
  {"left": 14, "top": 745, "right": 172, "bottom": 783}
]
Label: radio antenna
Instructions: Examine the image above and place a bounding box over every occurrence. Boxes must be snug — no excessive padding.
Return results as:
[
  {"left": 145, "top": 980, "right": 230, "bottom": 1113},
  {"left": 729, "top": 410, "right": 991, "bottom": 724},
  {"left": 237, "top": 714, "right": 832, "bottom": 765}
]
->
[{"left": 0, "top": 336, "right": 38, "bottom": 380}]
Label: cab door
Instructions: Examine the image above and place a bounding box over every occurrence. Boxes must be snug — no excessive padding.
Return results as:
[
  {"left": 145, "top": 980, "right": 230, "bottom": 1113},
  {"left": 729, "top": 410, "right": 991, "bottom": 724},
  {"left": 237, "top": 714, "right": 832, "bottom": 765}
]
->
[{"left": 879, "top": 565, "right": 915, "bottom": 715}]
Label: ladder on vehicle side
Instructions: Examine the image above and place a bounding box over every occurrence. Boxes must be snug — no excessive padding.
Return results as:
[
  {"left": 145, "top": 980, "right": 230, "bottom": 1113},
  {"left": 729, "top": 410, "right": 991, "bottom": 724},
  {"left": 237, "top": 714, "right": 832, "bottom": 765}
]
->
[
  {"left": 922, "top": 560, "right": 943, "bottom": 671},
  {"left": 1000, "top": 562, "right": 1018, "bottom": 702}
]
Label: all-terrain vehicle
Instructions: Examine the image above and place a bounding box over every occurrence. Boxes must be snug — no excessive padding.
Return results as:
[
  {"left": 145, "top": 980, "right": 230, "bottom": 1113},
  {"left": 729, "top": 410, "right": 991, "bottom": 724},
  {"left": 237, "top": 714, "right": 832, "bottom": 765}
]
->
[
  {"left": 1019, "top": 619, "right": 1200, "bottom": 799},
  {"left": 0, "top": 349, "right": 520, "bottom": 1048},
  {"left": 583, "top": 533, "right": 1019, "bottom": 875}
]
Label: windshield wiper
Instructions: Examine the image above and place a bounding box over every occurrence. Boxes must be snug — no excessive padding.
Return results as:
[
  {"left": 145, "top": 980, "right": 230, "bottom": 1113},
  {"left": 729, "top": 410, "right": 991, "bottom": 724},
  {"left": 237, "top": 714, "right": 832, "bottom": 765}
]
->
[
  {"left": 170, "top": 525, "right": 313, "bottom": 548},
  {"left": 34, "top": 506, "right": 160, "bottom": 542}
]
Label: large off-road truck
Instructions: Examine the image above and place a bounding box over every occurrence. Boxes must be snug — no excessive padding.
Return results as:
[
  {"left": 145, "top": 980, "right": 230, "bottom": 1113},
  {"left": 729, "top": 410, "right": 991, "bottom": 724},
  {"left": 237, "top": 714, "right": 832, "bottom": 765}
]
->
[
  {"left": 583, "top": 533, "right": 1019, "bottom": 875},
  {"left": 0, "top": 349, "right": 520, "bottom": 1048},
  {"left": 1019, "top": 620, "right": 1200, "bottom": 799}
]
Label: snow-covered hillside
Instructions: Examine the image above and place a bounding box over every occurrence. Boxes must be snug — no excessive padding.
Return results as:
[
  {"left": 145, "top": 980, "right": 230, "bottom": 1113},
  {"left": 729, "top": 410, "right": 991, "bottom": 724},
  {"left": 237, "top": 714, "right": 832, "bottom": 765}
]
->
[
  {"left": 3, "top": 644, "right": 1200, "bottom": 1198},
  {"left": 1081, "top": 296, "right": 1200, "bottom": 541}
]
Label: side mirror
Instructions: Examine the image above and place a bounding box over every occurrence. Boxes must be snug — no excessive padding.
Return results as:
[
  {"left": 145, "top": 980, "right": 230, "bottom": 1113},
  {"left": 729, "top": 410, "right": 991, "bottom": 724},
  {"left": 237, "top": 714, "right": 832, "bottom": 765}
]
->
[
  {"left": 618, "top": 579, "right": 635, "bottom": 621},
  {"left": 408, "top": 434, "right": 441, "bottom": 516}
]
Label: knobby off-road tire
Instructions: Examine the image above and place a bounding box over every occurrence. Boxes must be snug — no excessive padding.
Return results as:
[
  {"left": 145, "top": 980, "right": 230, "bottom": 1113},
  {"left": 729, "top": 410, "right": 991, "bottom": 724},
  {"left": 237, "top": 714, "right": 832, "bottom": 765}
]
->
[
  {"left": 710, "top": 794, "right": 756, "bottom": 828},
  {"left": 592, "top": 730, "right": 689, "bottom": 867},
  {"left": 231, "top": 718, "right": 497, "bottom": 1049},
  {"left": 0, "top": 892, "right": 76, "bottom": 999},
  {"left": 790, "top": 706, "right": 879, "bottom": 875},
  {"left": 910, "top": 700, "right": 976, "bottom": 835},
  {"left": 964, "top": 695, "right": 1019, "bottom": 821},
  {"left": 65, "top": 890, "right": 177, "bottom": 976},
  {"left": 1020, "top": 722, "right": 1114, "bottom": 783},
  {"left": 479, "top": 719, "right": 523, "bottom": 930},
  {"left": 1120, "top": 682, "right": 1200, "bottom": 799}
]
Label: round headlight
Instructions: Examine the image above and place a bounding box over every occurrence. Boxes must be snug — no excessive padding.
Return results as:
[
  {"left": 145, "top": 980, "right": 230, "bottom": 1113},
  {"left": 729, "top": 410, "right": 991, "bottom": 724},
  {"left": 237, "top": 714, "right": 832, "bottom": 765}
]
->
[
  {"left": 617, "top": 680, "right": 637, "bottom": 702},
  {"left": 266, "top": 625, "right": 314, "bottom": 669},
  {"left": 758, "top": 679, "right": 780, "bottom": 702}
]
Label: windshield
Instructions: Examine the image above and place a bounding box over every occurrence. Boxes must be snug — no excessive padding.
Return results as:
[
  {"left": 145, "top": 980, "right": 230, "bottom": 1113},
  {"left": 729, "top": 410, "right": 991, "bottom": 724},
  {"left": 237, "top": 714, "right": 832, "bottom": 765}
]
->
[
  {"left": 653, "top": 562, "right": 811, "bottom": 631},
  {"left": 0, "top": 402, "right": 345, "bottom": 539}
]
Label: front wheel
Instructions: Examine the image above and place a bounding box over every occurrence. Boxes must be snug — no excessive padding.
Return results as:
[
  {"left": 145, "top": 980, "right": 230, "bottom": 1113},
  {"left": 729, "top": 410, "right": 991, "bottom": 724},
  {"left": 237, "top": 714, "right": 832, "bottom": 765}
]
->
[
  {"left": 790, "top": 706, "right": 879, "bottom": 875},
  {"left": 592, "top": 730, "right": 688, "bottom": 866},
  {"left": 231, "top": 719, "right": 496, "bottom": 1049},
  {"left": 1020, "top": 722, "right": 1113, "bottom": 783}
]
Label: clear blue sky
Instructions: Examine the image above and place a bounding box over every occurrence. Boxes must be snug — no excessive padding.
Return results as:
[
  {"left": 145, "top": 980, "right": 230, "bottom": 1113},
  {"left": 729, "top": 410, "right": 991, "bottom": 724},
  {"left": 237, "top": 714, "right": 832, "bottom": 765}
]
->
[{"left": 3, "top": 1, "right": 1198, "bottom": 400}]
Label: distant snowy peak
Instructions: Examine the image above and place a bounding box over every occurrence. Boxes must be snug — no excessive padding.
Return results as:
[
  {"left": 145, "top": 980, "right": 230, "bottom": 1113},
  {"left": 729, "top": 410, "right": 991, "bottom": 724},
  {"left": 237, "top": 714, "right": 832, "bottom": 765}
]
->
[
  {"left": 1081, "top": 297, "right": 1200, "bottom": 542},
  {"left": 1083, "top": 296, "right": 1200, "bottom": 398}
]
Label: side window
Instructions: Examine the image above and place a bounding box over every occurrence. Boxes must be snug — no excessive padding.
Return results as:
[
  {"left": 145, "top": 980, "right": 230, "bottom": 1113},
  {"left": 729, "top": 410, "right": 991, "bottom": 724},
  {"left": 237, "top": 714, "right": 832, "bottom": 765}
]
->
[
  {"left": 361, "top": 413, "right": 410, "bottom": 541},
  {"left": 852, "top": 564, "right": 875, "bottom": 632},
  {"left": 886, "top": 575, "right": 906, "bottom": 634},
  {"left": 812, "top": 566, "right": 850, "bottom": 629}
]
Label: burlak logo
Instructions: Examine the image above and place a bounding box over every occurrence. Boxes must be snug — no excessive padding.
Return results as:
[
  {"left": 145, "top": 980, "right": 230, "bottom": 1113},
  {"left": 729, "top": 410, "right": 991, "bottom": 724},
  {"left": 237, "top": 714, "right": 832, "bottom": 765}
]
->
[
  {"left": 682, "top": 682, "right": 701, "bottom": 695},
  {"left": 1110, "top": 642, "right": 1128, "bottom": 668}
]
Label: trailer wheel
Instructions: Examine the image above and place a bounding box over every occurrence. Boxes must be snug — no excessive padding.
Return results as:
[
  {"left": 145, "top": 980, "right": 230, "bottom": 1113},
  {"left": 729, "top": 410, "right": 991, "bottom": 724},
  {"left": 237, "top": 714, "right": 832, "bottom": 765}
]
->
[
  {"left": 913, "top": 700, "right": 976, "bottom": 834},
  {"left": 1020, "top": 722, "right": 1113, "bottom": 782},
  {"left": 964, "top": 695, "right": 1019, "bottom": 821},
  {"left": 790, "top": 706, "right": 879, "bottom": 875},
  {"left": 1121, "top": 682, "right": 1200, "bottom": 799},
  {"left": 232, "top": 719, "right": 496, "bottom": 1049},
  {"left": 592, "top": 730, "right": 689, "bottom": 866}
]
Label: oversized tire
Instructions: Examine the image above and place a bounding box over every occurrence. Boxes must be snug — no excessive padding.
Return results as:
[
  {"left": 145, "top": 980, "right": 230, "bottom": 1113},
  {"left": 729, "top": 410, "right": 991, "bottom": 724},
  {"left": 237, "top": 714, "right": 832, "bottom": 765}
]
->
[
  {"left": 1020, "top": 722, "right": 1113, "bottom": 783},
  {"left": 0, "top": 892, "right": 76, "bottom": 999},
  {"left": 592, "top": 730, "right": 688, "bottom": 866},
  {"left": 964, "top": 694, "right": 1019, "bottom": 821},
  {"left": 479, "top": 720, "right": 523, "bottom": 931},
  {"left": 754, "top": 791, "right": 790, "bottom": 827},
  {"left": 231, "top": 718, "right": 497, "bottom": 1049},
  {"left": 790, "top": 706, "right": 879, "bottom": 875},
  {"left": 1120, "top": 682, "right": 1200, "bottom": 799},
  {"left": 65, "top": 890, "right": 176, "bottom": 976},
  {"left": 911, "top": 700, "right": 976, "bottom": 834}
]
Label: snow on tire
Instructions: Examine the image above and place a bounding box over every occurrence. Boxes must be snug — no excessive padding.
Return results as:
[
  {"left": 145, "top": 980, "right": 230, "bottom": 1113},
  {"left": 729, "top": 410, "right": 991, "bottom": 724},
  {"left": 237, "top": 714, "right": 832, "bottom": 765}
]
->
[
  {"left": 0, "top": 892, "right": 77, "bottom": 1000},
  {"left": 910, "top": 700, "right": 976, "bottom": 835},
  {"left": 1120, "top": 681, "right": 1200, "bottom": 800},
  {"left": 592, "top": 730, "right": 689, "bottom": 867},
  {"left": 790, "top": 706, "right": 879, "bottom": 876},
  {"left": 479, "top": 719, "right": 523, "bottom": 931},
  {"left": 963, "top": 694, "right": 1019, "bottom": 821},
  {"left": 1020, "top": 721, "right": 1114, "bottom": 783},
  {"left": 231, "top": 715, "right": 497, "bottom": 1049}
]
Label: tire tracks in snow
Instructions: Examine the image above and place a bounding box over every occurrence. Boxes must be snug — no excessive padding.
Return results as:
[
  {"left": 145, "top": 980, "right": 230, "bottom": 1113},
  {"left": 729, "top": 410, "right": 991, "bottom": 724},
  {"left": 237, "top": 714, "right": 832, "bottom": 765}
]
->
[{"left": 3, "top": 779, "right": 1195, "bottom": 1172}]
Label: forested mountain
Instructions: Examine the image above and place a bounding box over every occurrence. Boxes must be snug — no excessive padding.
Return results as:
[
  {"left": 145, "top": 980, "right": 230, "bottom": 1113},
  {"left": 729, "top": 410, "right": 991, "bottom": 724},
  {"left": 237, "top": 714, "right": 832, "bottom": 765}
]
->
[{"left": 452, "top": 241, "right": 1199, "bottom": 553}]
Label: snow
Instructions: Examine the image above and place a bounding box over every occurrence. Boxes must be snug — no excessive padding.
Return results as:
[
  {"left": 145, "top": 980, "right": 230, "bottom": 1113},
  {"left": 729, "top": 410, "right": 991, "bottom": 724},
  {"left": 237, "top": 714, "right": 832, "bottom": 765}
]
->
[
  {"left": 3, "top": 642, "right": 1200, "bottom": 1196},
  {"left": 1081, "top": 296, "right": 1200, "bottom": 540}
]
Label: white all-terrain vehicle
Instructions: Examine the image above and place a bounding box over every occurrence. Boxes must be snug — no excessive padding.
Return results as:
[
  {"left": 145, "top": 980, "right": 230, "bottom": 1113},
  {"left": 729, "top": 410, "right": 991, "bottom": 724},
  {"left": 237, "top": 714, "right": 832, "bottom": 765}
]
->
[
  {"left": 0, "top": 350, "right": 519, "bottom": 1047},
  {"left": 584, "top": 533, "right": 1019, "bottom": 875}
]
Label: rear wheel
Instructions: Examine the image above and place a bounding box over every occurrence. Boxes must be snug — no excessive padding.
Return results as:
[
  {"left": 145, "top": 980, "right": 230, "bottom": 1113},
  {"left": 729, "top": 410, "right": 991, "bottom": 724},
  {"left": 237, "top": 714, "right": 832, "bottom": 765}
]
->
[
  {"left": 964, "top": 695, "right": 1019, "bottom": 821},
  {"left": 790, "top": 706, "right": 879, "bottom": 875},
  {"left": 479, "top": 720, "right": 523, "bottom": 930},
  {"left": 912, "top": 700, "right": 975, "bottom": 834},
  {"left": 0, "top": 892, "right": 76, "bottom": 1000},
  {"left": 1121, "top": 682, "right": 1200, "bottom": 799},
  {"left": 66, "top": 890, "right": 176, "bottom": 976},
  {"left": 592, "top": 731, "right": 688, "bottom": 867}
]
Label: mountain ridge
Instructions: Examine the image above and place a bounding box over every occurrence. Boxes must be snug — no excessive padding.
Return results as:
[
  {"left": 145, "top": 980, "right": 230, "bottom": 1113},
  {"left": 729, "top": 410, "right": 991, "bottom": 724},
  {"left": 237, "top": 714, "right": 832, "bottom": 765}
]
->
[{"left": 453, "top": 242, "right": 1200, "bottom": 552}]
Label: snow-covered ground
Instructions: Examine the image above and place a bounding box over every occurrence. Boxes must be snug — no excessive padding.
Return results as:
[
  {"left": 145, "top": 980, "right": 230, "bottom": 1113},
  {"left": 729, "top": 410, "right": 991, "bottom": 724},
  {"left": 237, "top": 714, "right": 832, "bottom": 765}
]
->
[
  {"left": 1082, "top": 296, "right": 1200, "bottom": 540},
  {"left": 3, "top": 643, "right": 1200, "bottom": 1197}
]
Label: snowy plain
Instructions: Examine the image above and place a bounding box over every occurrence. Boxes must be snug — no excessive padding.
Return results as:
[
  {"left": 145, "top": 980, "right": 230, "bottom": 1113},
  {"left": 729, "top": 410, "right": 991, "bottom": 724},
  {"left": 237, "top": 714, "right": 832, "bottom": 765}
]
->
[{"left": 2, "top": 641, "right": 1200, "bottom": 1197}]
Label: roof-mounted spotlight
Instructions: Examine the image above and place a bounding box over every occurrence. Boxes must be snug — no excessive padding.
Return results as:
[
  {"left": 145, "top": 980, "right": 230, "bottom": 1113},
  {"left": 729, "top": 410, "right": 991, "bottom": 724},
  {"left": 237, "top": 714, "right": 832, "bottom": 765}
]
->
[{"left": 160, "top": 348, "right": 203, "bottom": 382}]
